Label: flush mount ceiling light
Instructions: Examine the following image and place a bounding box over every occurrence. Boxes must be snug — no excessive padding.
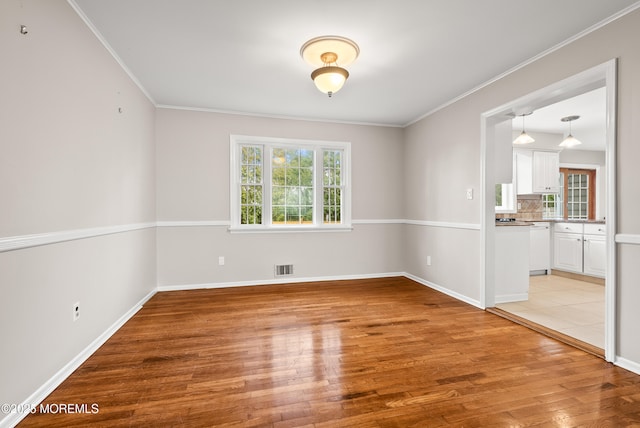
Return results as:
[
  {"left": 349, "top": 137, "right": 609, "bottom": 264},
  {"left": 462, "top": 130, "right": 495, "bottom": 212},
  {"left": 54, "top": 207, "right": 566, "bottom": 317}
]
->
[
  {"left": 300, "top": 36, "right": 359, "bottom": 97},
  {"left": 559, "top": 115, "right": 582, "bottom": 148},
  {"left": 513, "top": 112, "right": 535, "bottom": 145}
]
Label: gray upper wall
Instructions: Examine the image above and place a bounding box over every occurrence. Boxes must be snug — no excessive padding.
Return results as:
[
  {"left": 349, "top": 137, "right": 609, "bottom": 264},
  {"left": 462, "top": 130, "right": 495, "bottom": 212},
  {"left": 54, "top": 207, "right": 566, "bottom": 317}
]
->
[
  {"left": 2, "top": 2, "right": 640, "bottom": 425},
  {"left": 403, "top": 8, "right": 640, "bottom": 365}
]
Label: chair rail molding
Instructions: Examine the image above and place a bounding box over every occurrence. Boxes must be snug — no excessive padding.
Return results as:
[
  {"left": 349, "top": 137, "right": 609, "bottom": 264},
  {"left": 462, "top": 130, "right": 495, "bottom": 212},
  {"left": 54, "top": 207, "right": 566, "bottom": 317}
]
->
[{"left": 0, "top": 223, "right": 156, "bottom": 253}]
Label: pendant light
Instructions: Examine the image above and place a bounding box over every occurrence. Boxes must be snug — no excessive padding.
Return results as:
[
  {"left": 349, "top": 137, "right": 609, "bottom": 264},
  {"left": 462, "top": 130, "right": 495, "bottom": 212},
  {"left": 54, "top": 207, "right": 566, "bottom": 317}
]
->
[
  {"left": 300, "top": 36, "right": 359, "bottom": 97},
  {"left": 559, "top": 115, "right": 582, "bottom": 148},
  {"left": 513, "top": 113, "right": 535, "bottom": 145}
]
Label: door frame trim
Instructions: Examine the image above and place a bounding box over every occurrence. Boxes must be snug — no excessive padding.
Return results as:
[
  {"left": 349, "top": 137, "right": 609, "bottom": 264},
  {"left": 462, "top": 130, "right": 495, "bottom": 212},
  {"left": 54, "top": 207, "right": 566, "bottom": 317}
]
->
[{"left": 480, "top": 59, "right": 617, "bottom": 361}]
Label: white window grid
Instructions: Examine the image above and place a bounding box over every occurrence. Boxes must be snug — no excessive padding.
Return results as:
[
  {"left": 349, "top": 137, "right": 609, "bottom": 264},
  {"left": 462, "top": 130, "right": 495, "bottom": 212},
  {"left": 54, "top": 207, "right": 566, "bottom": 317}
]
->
[
  {"left": 230, "top": 135, "right": 351, "bottom": 231},
  {"left": 567, "top": 172, "right": 589, "bottom": 220}
]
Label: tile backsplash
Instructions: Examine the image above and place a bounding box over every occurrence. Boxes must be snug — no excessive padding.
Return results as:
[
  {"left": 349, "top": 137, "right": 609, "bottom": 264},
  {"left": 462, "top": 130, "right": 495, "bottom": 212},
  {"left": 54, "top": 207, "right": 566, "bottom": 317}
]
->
[{"left": 496, "top": 194, "right": 543, "bottom": 221}]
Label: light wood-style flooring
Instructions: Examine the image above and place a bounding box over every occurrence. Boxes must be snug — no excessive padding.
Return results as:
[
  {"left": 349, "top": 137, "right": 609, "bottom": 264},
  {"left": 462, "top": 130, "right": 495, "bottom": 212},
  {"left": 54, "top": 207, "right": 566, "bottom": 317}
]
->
[
  {"left": 19, "top": 277, "right": 640, "bottom": 427},
  {"left": 497, "top": 274, "right": 604, "bottom": 349}
]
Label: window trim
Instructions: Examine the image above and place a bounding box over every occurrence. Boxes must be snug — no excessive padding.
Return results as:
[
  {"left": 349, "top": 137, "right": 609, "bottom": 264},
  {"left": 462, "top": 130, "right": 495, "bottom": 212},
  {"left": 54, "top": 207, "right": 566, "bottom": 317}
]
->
[
  {"left": 542, "top": 192, "right": 563, "bottom": 219},
  {"left": 561, "top": 167, "right": 596, "bottom": 220},
  {"left": 495, "top": 150, "right": 517, "bottom": 214},
  {"left": 229, "top": 135, "right": 352, "bottom": 232},
  {"left": 495, "top": 183, "right": 516, "bottom": 214}
]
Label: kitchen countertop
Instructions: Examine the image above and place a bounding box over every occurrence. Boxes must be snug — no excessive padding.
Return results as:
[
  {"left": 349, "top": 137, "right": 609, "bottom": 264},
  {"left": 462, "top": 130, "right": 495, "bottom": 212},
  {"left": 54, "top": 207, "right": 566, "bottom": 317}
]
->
[
  {"left": 496, "top": 219, "right": 606, "bottom": 226},
  {"left": 495, "top": 221, "right": 533, "bottom": 227},
  {"left": 547, "top": 219, "right": 606, "bottom": 224}
]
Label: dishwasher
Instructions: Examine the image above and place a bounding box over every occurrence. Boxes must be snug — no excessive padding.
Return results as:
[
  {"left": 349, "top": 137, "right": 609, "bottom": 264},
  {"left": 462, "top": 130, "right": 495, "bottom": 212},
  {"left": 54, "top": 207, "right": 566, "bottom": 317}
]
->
[{"left": 529, "top": 222, "right": 551, "bottom": 274}]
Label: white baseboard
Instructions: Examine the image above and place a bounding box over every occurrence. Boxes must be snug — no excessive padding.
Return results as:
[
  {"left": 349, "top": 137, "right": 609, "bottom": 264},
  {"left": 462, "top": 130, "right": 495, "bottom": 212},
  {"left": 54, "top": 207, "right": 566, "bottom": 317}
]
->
[
  {"left": 6, "top": 271, "right": 636, "bottom": 428},
  {"left": 615, "top": 356, "right": 640, "bottom": 376},
  {"left": 403, "top": 273, "right": 483, "bottom": 309},
  {"left": 157, "top": 272, "right": 406, "bottom": 292},
  {"left": 0, "top": 289, "right": 156, "bottom": 428},
  {"left": 159, "top": 272, "right": 482, "bottom": 311}
]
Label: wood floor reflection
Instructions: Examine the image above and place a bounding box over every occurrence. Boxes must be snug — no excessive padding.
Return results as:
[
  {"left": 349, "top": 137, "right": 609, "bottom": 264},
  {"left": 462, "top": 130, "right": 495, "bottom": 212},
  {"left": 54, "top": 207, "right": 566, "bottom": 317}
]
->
[{"left": 19, "top": 277, "right": 640, "bottom": 427}]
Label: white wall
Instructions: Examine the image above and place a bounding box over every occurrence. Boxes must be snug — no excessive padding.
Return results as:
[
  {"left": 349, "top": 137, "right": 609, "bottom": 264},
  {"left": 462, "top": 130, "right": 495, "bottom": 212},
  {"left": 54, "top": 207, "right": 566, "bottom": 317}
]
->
[
  {"left": 403, "top": 102, "right": 483, "bottom": 303},
  {"left": 404, "top": 8, "right": 640, "bottom": 366},
  {"left": 155, "top": 108, "right": 406, "bottom": 287},
  {"left": 0, "top": 0, "right": 156, "bottom": 421}
]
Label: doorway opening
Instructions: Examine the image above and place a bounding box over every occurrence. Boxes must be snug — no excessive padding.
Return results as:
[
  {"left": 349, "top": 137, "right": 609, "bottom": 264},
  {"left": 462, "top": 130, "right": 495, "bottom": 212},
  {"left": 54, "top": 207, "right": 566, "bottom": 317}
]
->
[{"left": 480, "top": 59, "right": 617, "bottom": 361}]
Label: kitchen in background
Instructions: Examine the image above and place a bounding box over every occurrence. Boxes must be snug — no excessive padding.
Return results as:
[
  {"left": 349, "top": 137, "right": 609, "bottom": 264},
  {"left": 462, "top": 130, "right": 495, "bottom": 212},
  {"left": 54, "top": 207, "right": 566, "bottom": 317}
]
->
[{"left": 493, "top": 87, "right": 607, "bottom": 353}]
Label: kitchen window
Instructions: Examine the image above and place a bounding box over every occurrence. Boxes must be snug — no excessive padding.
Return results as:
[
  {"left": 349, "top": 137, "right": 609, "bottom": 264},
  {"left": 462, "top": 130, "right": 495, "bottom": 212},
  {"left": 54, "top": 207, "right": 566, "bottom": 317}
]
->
[
  {"left": 495, "top": 183, "right": 516, "bottom": 213},
  {"left": 543, "top": 168, "right": 596, "bottom": 220},
  {"left": 542, "top": 193, "right": 562, "bottom": 219},
  {"left": 564, "top": 168, "right": 595, "bottom": 220},
  {"left": 230, "top": 135, "right": 351, "bottom": 231}
]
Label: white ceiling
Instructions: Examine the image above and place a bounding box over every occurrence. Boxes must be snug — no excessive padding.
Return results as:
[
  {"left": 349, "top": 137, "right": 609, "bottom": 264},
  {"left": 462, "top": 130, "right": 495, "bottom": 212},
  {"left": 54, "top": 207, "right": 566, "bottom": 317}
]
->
[
  {"left": 513, "top": 87, "right": 607, "bottom": 151},
  {"left": 71, "top": 0, "right": 640, "bottom": 127}
]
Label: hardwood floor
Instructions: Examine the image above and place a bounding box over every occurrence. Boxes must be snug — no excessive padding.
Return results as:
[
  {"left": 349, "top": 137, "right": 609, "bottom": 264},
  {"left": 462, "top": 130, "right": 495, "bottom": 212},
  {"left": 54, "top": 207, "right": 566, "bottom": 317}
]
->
[{"left": 19, "top": 277, "right": 640, "bottom": 427}]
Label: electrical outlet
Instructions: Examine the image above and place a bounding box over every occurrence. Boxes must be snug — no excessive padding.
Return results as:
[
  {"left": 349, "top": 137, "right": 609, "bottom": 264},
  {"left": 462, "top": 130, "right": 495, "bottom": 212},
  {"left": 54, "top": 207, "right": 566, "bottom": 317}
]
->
[
  {"left": 73, "top": 302, "right": 80, "bottom": 322},
  {"left": 427, "top": 255, "right": 432, "bottom": 266},
  {"left": 218, "top": 256, "right": 225, "bottom": 266}
]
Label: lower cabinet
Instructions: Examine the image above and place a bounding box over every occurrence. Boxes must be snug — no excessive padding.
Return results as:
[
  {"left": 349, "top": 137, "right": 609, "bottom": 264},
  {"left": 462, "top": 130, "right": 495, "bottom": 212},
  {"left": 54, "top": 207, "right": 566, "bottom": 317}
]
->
[
  {"left": 552, "top": 222, "right": 606, "bottom": 278},
  {"left": 553, "top": 232, "right": 583, "bottom": 273},
  {"left": 530, "top": 223, "right": 551, "bottom": 272},
  {"left": 583, "top": 234, "right": 606, "bottom": 277}
]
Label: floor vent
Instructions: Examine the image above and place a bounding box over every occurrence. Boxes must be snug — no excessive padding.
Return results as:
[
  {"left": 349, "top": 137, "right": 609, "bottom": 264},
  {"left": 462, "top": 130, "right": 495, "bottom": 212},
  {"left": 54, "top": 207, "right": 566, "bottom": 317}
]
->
[{"left": 275, "top": 264, "right": 294, "bottom": 277}]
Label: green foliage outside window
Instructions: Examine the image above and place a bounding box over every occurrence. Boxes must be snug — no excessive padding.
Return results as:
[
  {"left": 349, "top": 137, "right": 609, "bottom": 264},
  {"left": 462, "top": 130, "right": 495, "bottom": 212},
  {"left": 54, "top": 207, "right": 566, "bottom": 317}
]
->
[
  {"left": 237, "top": 142, "right": 344, "bottom": 226},
  {"left": 272, "top": 148, "right": 314, "bottom": 224},
  {"left": 240, "top": 146, "right": 263, "bottom": 225}
]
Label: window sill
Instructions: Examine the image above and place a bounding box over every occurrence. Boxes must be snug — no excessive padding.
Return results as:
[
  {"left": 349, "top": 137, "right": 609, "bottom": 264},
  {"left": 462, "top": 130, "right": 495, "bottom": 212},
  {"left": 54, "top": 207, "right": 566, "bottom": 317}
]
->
[
  {"left": 228, "top": 225, "right": 353, "bottom": 234},
  {"left": 495, "top": 208, "right": 517, "bottom": 214}
]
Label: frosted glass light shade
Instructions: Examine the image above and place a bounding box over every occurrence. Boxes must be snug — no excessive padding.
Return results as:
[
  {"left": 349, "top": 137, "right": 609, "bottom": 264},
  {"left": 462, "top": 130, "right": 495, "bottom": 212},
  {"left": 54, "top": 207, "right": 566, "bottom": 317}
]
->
[
  {"left": 559, "top": 134, "right": 582, "bottom": 148},
  {"left": 559, "top": 115, "right": 581, "bottom": 148},
  {"left": 311, "top": 66, "right": 349, "bottom": 96},
  {"left": 513, "top": 130, "right": 535, "bottom": 145}
]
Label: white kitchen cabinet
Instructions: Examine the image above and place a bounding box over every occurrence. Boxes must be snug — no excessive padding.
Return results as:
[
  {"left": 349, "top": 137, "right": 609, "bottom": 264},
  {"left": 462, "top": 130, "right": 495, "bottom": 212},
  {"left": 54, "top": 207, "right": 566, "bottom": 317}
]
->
[
  {"left": 555, "top": 222, "right": 584, "bottom": 234},
  {"left": 532, "top": 151, "right": 560, "bottom": 193},
  {"left": 583, "top": 224, "right": 606, "bottom": 278},
  {"left": 554, "top": 232, "right": 584, "bottom": 273},
  {"left": 530, "top": 222, "right": 550, "bottom": 273},
  {"left": 583, "top": 235, "right": 606, "bottom": 277},
  {"left": 515, "top": 150, "right": 533, "bottom": 195},
  {"left": 584, "top": 223, "right": 606, "bottom": 235},
  {"left": 515, "top": 149, "right": 560, "bottom": 194},
  {"left": 552, "top": 222, "right": 606, "bottom": 278}
]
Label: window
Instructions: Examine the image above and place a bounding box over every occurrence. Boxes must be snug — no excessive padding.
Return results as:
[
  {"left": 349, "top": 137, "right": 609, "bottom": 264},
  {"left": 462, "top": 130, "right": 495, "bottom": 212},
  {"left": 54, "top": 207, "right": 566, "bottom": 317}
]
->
[
  {"left": 560, "top": 168, "right": 596, "bottom": 220},
  {"left": 495, "top": 149, "right": 517, "bottom": 214},
  {"left": 230, "top": 135, "right": 351, "bottom": 231},
  {"left": 495, "top": 183, "right": 516, "bottom": 213},
  {"left": 542, "top": 193, "right": 563, "bottom": 219},
  {"left": 543, "top": 169, "right": 595, "bottom": 220}
]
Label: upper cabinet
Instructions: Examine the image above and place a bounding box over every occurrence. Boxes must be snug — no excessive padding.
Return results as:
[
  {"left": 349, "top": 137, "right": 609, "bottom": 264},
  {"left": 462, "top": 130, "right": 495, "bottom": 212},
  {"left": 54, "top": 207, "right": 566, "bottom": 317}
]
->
[
  {"left": 532, "top": 151, "right": 560, "bottom": 193},
  {"left": 515, "top": 149, "right": 560, "bottom": 194}
]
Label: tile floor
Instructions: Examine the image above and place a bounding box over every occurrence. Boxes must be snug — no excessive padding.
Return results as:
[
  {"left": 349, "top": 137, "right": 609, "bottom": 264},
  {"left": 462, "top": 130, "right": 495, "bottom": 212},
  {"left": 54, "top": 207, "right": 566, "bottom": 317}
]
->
[{"left": 496, "top": 274, "right": 605, "bottom": 349}]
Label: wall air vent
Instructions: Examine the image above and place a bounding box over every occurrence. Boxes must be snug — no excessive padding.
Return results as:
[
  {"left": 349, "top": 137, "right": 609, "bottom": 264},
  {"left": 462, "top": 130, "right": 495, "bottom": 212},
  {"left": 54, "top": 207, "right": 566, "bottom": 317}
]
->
[{"left": 274, "top": 264, "right": 294, "bottom": 277}]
